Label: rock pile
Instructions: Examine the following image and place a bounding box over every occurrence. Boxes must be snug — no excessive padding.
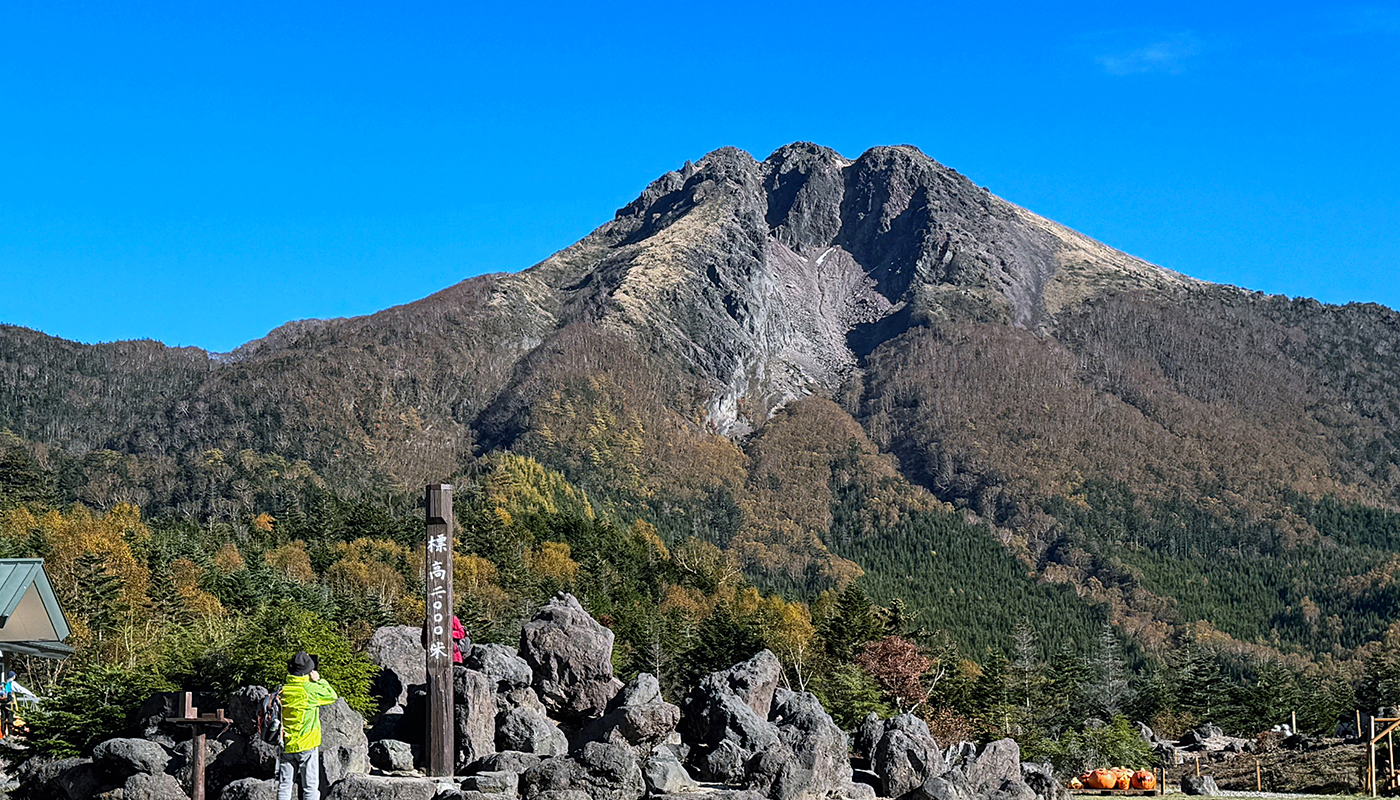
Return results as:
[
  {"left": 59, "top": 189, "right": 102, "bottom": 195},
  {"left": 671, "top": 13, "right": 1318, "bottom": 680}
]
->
[{"left": 10, "top": 593, "right": 1061, "bottom": 800}]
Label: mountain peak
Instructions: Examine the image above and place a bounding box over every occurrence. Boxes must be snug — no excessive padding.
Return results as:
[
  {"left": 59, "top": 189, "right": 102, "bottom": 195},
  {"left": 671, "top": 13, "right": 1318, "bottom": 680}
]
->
[{"left": 513, "top": 142, "right": 1189, "bottom": 431}]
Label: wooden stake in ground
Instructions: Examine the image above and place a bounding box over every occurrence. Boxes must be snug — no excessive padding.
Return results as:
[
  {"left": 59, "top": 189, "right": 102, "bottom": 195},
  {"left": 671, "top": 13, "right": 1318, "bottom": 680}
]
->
[{"left": 425, "top": 484, "right": 455, "bottom": 777}]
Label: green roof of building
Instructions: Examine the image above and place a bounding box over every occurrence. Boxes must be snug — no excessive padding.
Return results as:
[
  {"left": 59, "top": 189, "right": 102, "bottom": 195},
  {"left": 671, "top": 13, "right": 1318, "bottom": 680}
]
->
[{"left": 0, "top": 559, "right": 72, "bottom": 660}]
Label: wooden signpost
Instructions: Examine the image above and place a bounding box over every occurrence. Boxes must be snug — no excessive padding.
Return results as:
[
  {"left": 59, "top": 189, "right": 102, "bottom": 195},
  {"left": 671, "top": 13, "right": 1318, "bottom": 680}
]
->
[
  {"left": 165, "top": 693, "right": 230, "bottom": 800},
  {"left": 425, "top": 484, "right": 455, "bottom": 777}
]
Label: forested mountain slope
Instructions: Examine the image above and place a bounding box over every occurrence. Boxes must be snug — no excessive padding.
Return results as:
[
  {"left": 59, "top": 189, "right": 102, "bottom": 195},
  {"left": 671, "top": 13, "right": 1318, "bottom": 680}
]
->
[{"left": 4, "top": 142, "right": 1400, "bottom": 671}]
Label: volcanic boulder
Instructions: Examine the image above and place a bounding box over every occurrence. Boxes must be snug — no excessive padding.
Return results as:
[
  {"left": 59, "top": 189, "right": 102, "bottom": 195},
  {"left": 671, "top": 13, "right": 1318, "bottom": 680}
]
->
[{"left": 519, "top": 593, "right": 623, "bottom": 723}]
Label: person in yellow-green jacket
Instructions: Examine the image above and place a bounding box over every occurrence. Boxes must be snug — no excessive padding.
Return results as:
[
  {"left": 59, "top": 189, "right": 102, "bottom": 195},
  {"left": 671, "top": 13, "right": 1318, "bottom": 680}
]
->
[{"left": 278, "top": 652, "right": 339, "bottom": 800}]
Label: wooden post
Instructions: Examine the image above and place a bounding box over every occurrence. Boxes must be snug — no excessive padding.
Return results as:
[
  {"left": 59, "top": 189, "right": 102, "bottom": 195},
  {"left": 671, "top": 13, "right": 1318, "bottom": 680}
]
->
[
  {"left": 1360, "top": 710, "right": 1364, "bottom": 738},
  {"left": 1195, "top": 755, "right": 1200, "bottom": 777},
  {"left": 1371, "top": 716, "right": 1377, "bottom": 797},
  {"left": 1255, "top": 758, "right": 1261, "bottom": 792},
  {"left": 191, "top": 728, "right": 207, "bottom": 800},
  {"left": 164, "top": 701, "right": 226, "bottom": 800},
  {"left": 425, "top": 484, "right": 455, "bottom": 777},
  {"left": 1291, "top": 710, "right": 1297, "bottom": 734}
]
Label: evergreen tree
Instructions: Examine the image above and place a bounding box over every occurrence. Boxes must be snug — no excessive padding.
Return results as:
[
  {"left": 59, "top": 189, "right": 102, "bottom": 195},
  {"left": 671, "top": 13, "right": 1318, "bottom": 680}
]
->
[
  {"left": 1080, "top": 623, "right": 1133, "bottom": 720},
  {"left": 819, "top": 583, "right": 885, "bottom": 662},
  {"left": 972, "top": 649, "right": 1017, "bottom": 736},
  {"left": 1177, "top": 641, "right": 1227, "bottom": 723},
  {"left": 1045, "top": 637, "right": 1091, "bottom": 733},
  {"left": 1009, "top": 622, "right": 1046, "bottom": 721}
]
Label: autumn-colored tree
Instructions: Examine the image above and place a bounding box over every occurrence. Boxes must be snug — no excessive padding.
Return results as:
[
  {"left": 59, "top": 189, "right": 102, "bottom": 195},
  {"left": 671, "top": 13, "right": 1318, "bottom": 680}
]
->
[
  {"left": 528, "top": 541, "right": 580, "bottom": 588},
  {"left": 265, "top": 540, "right": 315, "bottom": 584},
  {"left": 856, "top": 636, "right": 931, "bottom": 712},
  {"left": 170, "top": 558, "right": 225, "bottom": 620}
]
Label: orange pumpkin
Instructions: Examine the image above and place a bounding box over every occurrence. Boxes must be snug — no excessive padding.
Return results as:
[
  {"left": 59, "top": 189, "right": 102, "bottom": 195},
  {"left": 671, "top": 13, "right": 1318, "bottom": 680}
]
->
[
  {"left": 1115, "top": 773, "right": 1131, "bottom": 790},
  {"left": 1068, "top": 777, "right": 1084, "bottom": 790},
  {"left": 1085, "top": 769, "right": 1117, "bottom": 789},
  {"left": 1131, "top": 771, "right": 1157, "bottom": 791}
]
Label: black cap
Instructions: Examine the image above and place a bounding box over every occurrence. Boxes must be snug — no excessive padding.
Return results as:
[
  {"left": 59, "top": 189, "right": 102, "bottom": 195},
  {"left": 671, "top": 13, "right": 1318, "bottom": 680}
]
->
[{"left": 288, "top": 651, "right": 315, "bottom": 677}]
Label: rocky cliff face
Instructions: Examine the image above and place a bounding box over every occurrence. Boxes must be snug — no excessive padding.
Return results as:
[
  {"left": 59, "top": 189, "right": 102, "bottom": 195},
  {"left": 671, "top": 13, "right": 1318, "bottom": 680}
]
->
[{"left": 476, "top": 142, "right": 1193, "bottom": 434}]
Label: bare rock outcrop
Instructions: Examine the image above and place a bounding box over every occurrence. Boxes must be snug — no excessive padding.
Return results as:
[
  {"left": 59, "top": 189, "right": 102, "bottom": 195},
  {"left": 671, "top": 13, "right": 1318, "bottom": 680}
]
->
[{"left": 519, "top": 593, "right": 624, "bottom": 723}]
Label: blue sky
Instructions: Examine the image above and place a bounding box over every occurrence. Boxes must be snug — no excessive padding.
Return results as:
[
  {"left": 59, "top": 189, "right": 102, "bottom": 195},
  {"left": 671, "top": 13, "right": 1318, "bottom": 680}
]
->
[{"left": 2, "top": 1, "right": 1398, "bottom": 352}]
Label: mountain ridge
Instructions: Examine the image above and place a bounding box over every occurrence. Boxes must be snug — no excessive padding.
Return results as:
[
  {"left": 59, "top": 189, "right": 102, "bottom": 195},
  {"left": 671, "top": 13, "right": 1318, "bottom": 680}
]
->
[{"left": 6, "top": 141, "right": 1400, "bottom": 666}]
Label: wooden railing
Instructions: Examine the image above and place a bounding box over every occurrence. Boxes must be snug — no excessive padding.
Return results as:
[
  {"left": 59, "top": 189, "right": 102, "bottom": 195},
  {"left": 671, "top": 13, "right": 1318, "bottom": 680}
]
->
[{"left": 1369, "top": 716, "right": 1400, "bottom": 796}]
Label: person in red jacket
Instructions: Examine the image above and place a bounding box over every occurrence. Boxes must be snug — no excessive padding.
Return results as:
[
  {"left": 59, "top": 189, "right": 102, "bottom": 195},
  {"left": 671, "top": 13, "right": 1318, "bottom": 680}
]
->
[{"left": 451, "top": 616, "right": 467, "bottom": 663}]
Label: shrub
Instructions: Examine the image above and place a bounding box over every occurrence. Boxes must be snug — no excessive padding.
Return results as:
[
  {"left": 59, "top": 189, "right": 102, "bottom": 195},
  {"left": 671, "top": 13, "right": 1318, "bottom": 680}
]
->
[
  {"left": 24, "top": 662, "right": 174, "bottom": 758},
  {"left": 197, "top": 602, "right": 376, "bottom": 716},
  {"left": 1028, "top": 715, "right": 1154, "bottom": 777}
]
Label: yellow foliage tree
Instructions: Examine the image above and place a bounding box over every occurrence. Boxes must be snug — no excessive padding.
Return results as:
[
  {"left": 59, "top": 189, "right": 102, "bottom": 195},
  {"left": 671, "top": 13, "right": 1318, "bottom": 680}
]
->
[
  {"left": 252, "top": 512, "right": 275, "bottom": 534},
  {"left": 2, "top": 503, "right": 151, "bottom": 629},
  {"left": 170, "top": 558, "right": 225, "bottom": 619},
  {"left": 212, "top": 543, "right": 245, "bottom": 573},
  {"left": 528, "top": 542, "right": 580, "bottom": 587},
  {"left": 484, "top": 454, "right": 595, "bottom": 524},
  {"left": 265, "top": 541, "right": 315, "bottom": 584}
]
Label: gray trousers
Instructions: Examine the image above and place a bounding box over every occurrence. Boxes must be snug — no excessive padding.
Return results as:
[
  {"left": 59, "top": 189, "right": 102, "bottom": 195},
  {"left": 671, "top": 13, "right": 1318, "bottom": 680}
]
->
[{"left": 277, "top": 747, "right": 320, "bottom": 800}]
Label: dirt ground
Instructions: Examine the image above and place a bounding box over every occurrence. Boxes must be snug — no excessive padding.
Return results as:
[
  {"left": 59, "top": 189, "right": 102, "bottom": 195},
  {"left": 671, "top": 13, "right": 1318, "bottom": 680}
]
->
[{"left": 1164, "top": 744, "right": 1367, "bottom": 796}]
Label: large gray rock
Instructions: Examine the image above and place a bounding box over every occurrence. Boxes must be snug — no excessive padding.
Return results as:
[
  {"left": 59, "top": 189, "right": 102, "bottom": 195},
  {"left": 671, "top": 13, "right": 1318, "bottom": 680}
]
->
[
  {"left": 688, "top": 692, "right": 781, "bottom": 784},
  {"left": 942, "top": 742, "right": 977, "bottom": 773},
  {"left": 93, "top": 738, "right": 173, "bottom": 777},
  {"left": 454, "top": 668, "right": 498, "bottom": 770},
  {"left": 199, "top": 731, "right": 278, "bottom": 795},
  {"left": 984, "top": 780, "right": 1037, "bottom": 800},
  {"left": 220, "top": 777, "right": 277, "bottom": 800},
  {"left": 648, "top": 792, "right": 766, "bottom": 800},
  {"left": 519, "top": 593, "right": 624, "bottom": 722},
  {"left": 475, "top": 751, "right": 543, "bottom": 775},
  {"left": 520, "top": 757, "right": 585, "bottom": 799},
  {"left": 907, "top": 775, "right": 972, "bottom": 800},
  {"left": 577, "top": 742, "right": 646, "bottom": 800},
  {"left": 228, "top": 686, "right": 271, "bottom": 738},
  {"left": 321, "top": 698, "right": 372, "bottom": 786},
  {"left": 498, "top": 686, "right": 548, "bottom": 716},
  {"left": 51, "top": 759, "right": 118, "bottom": 800},
  {"left": 325, "top": 774, "right": 442, "bottom": 800},
  {"left": 118, "top": 772, "right": 190, "bottom": 800},
  {"left": 467, "top": 644, "right": 534, "bottom": 692},
  {"left": 497, "top": 706, "right": 568, "bottom": 757},
  {"left": 577, "top": 673, "right": 681, "bottom": 753},
  {"left": 1181, "top": 775, "right": 1221, "bottom": 796},
  {"left": 713, "top": 651, "right": 781, "bottom": 719},
  {"left": 680, "top": 653, "right": 784, "bottom": 785},
  {"left": 963, "top": 740, "right": 1022, "bottom": 797},
  {"left": 519, "top": 742, "right": 644, "bottom": 800},
  {"left": 369, "top": 739, "right": 417, "bottom": 773},
  {"left": 643, "top": 746, "right": 698, "bottom": 795},
  {"left": 368, "top": 626, "right": 429, "bottom": 712},
  {"left": 462, "top": 771, "right": 519, "bottom": 796},
  {"left": 13, "top": 757, "right": 106, "bottom": 800},
  {"left": 764, "top": 689, "right": 855, "bottom": 800},
  {"left": 853, "top": 713, "right": 885, "bottom": 760},
  {"left": 871, "top": 715, "right": 941, "bottom": 798},
  {"left": 1020, "top": 763, "right": 1069, "bottom": 800}
]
